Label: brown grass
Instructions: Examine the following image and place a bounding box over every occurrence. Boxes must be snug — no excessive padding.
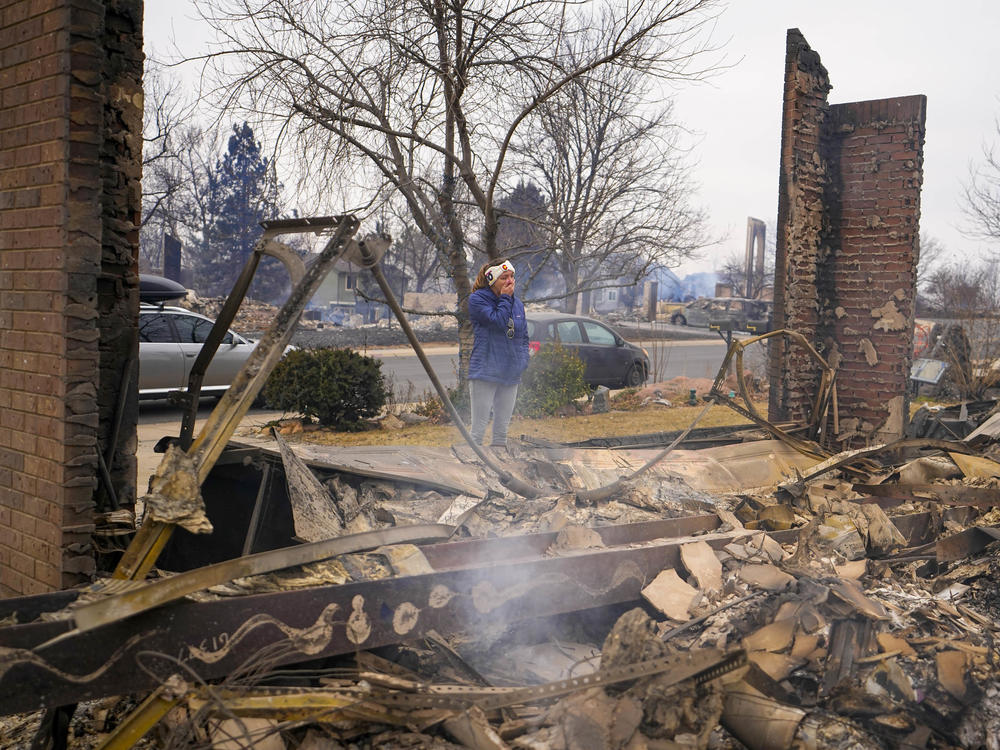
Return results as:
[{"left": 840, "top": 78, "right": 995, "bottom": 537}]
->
[
  {"left": 274, "top": 400, "right": 764, "bottom": 448},
  {"left": 255, "top": 390, "right": 942, "bottom": 449}
]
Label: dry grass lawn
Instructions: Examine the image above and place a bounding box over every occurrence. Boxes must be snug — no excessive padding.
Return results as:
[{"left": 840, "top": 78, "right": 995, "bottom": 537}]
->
[{"left": 277, "top": 400, "right": 764, "bottom": 448}]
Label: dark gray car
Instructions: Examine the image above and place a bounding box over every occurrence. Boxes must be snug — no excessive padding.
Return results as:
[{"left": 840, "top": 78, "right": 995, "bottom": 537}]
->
[
  {"left": 526, "top": 313, "right": 649, "bottom": 388},
  {"left": 670, "top": 297, "right": 771, "bottom": 331}
]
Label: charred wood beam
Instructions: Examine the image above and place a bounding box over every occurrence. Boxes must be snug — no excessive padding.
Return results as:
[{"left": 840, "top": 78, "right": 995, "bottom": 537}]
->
[{"left": 0, "top": 513, "right": 935, "bottom": 716}]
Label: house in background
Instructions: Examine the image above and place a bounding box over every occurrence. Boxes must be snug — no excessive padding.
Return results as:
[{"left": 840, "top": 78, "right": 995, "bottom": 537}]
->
[
  {"left": 589, "top": 286, "right": 625, "bottom": 315},
  {"left": 309, "top": 258, "right": 411, "bottom": 323},
  {"left": 310, "top": 258, "right": 361, "bottom": 321}
]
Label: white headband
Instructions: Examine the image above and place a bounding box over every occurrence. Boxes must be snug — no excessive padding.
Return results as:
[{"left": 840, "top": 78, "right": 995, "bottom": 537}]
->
[{"left": 485, "top": 261, "right": 514, "bottom": 285}]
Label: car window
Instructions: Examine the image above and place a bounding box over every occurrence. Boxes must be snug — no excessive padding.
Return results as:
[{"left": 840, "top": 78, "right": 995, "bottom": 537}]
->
[
  {"left": 172, "top": 313, "right": 217, "bottom": 344},
  {"left": 555, "top": 320, "right": 583, "bottom": 343},
  {"left": 527, "top": 320, "right": 554, "bottom": 340},
  {"left": 581, "top": 321, "right": 616, "bottom": 346},
  {"left": 139, "top": 313, "right": 176, "bottom": 343}
]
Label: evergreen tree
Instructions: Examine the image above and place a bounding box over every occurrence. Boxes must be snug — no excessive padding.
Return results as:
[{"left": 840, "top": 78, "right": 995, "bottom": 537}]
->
[
  {"left": 198, "top": 123, "right": 285, "bottom": 301},
  {"left": 492, "top": 181, "right": 553, "bottom": 299}
]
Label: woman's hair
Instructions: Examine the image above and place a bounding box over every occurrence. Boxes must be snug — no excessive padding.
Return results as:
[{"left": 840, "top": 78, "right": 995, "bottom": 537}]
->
[{"left": 472, "top": 258, "right": 513, "bottom": 291}]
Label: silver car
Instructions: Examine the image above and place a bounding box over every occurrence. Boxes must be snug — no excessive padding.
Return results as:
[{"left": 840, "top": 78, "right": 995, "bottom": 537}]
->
[{"left": 138, "top": 304, "right": 258, "bottom": 399}]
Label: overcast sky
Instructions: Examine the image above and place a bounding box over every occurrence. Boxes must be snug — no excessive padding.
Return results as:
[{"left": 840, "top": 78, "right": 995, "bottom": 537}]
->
[{"left": 145, "top": 1, "right": 1000, "bottom": 277}]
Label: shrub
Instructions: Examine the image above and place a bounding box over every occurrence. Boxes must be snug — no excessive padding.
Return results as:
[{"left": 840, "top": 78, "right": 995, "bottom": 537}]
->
[
  {"left": 413, "top": 384, "right": 470, "bottom": 424},
  {"left": 262, "top": 347, "right": 389, "bottom": 430},
  {"left": 516, "top": 343, "right": 588, "bottom": 417}
]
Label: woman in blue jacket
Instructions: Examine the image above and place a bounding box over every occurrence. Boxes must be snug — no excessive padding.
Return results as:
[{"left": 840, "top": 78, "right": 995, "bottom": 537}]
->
[{"left": 467, "top": 259, "right": 530, "bottom": 450}]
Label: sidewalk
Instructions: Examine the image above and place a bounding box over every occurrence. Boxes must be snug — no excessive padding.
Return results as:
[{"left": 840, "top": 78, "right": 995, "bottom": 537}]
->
[{"left": 136, "top": 405, "right": 287, "bottom": 489}]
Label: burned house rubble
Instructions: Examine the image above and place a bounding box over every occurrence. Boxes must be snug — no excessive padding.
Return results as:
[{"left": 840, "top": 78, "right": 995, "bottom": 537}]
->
[
  {"left": 5, "top": 302, "right": 1000, "bottom": 750},
  {"left": 5, "top": 405, "right": 1000, "bottom": 749},
  {"left": 1, "top": 16, "right": 983, "bottom": 750}
]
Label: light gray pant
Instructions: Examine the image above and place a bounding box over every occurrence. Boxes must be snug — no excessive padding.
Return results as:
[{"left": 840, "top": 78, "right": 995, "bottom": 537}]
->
[{"left": 469, "top": 379, "right": 519, "bottom": 447}]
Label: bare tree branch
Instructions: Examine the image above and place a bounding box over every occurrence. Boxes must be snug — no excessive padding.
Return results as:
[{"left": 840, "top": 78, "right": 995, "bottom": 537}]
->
[{"left": 194, "top": 0, "right": 722, "bottom": 378}]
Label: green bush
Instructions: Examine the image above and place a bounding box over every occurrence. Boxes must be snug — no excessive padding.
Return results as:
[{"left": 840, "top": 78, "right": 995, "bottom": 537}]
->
[
  {"left": 262, "top": 347, "right": 389, "bottom": 430},
  {"left": 516, "top": 343, "right": 588, "bottom": 417}
]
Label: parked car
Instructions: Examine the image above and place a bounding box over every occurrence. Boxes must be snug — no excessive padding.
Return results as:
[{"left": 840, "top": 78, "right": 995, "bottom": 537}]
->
[
  {"left": 669, "top": 297, "right": 772, "bottom": 332},
  {"left": 526, "top": 313, "right": 649, "bottom": 388},
  {"left": 138, "top": 304, "right": 259, "bottom": 399}
]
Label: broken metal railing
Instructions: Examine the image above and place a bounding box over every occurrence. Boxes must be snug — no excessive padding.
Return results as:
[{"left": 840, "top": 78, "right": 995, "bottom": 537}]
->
[
  {"left": 708, "top": 329, "right": 837, "bottom": 460},
  {"left": 95, "top": 648, "right": 746, "bottom": 749},
  {"left": 114, "top": 216, "right": 376, "bottom": 582},
  {"left": 175, "top": 217, "right": 330, "bottom": 450}
]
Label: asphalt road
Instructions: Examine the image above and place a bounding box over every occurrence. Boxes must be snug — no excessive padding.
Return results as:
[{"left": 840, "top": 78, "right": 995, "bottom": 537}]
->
[{"left": 372, "top": 335, "right": 754, "bottom": 396}]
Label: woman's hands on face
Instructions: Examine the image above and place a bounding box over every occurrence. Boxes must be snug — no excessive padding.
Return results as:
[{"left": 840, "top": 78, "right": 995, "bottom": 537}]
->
[{"left": 495, "top": 270, "right": 515, "bottom": 296}]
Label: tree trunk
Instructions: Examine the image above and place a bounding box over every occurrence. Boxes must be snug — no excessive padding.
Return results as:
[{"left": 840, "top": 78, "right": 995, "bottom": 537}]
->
[
  {"left": 563, "top": 265, "right": 579, "bottom": 314},
  {"left": 434, "top": 0, "right": 473, "bottom": 393}
]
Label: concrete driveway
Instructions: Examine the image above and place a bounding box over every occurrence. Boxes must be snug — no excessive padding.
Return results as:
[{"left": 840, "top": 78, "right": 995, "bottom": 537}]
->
[{"left": 137, "top": 401, "right": 289, "bottom": 491}]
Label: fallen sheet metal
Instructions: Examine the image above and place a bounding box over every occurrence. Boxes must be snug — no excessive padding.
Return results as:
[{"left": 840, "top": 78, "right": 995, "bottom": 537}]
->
[
  {"left": 280, "top": 444, "right": 489, "bottom": 497},
  {"left": 936, "top": 525, "right": 1000, "bottom": 562},
  {"left": 273, "top": 430, "right": 344, "bottom": 541},
  {"left": 537, "top": 439, "right": 821, "bottom": 494}
]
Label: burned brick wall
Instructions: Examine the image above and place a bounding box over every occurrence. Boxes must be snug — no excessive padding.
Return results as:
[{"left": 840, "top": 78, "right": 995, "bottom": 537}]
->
[
  {"left": 768, "top": 29, "right": 925, "bottom": 448},
  {"left": 0, "top": 0, "right": 142, "bottom": 596}
]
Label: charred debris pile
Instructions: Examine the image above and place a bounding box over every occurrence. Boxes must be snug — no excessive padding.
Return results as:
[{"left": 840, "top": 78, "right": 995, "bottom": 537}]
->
[{"left": 4, "top": 400, "right": 1000, "bottom": 750}]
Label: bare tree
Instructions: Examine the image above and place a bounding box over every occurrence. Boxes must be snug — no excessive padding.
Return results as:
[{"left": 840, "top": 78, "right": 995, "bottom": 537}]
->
[
  {"left": 196, "top": 0, "right": 721, "bottom": 378},
  {"left": 921, "top": 260, "right": 1000, "bottom": 399},
  {"left": 385, "top": 220, "right": 450, "bottom": 294},
  {"left": 140, "top": 63, "right": 193, "bottom": 272},
  {"left": 140, "top": 118, "right": 228, "bottom": 280},
  {"left": 915, "top": 232, "right": 947, "bottom": 290},
  {"left": 141, "top": 58, "right": 235, "bottom": 281},
  {"left": 512, "top": 33, "right": 710, "bottom": 313},
  {"left": 963, "top": 120, "right": 1000, "bottom": 243}
]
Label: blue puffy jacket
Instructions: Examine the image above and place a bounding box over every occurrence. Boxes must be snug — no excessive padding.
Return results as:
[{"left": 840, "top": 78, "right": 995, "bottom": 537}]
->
[{"left": 468, "top": 287, "right": 529, "bottom": 384}]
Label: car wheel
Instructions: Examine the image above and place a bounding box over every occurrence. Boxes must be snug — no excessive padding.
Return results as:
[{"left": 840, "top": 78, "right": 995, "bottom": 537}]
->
[
  {"left": 624, "top": 363, "right": 645, "bottom": 388},
  {"left": 671, "top": 313, "right": 686, "bottom": 326}
]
